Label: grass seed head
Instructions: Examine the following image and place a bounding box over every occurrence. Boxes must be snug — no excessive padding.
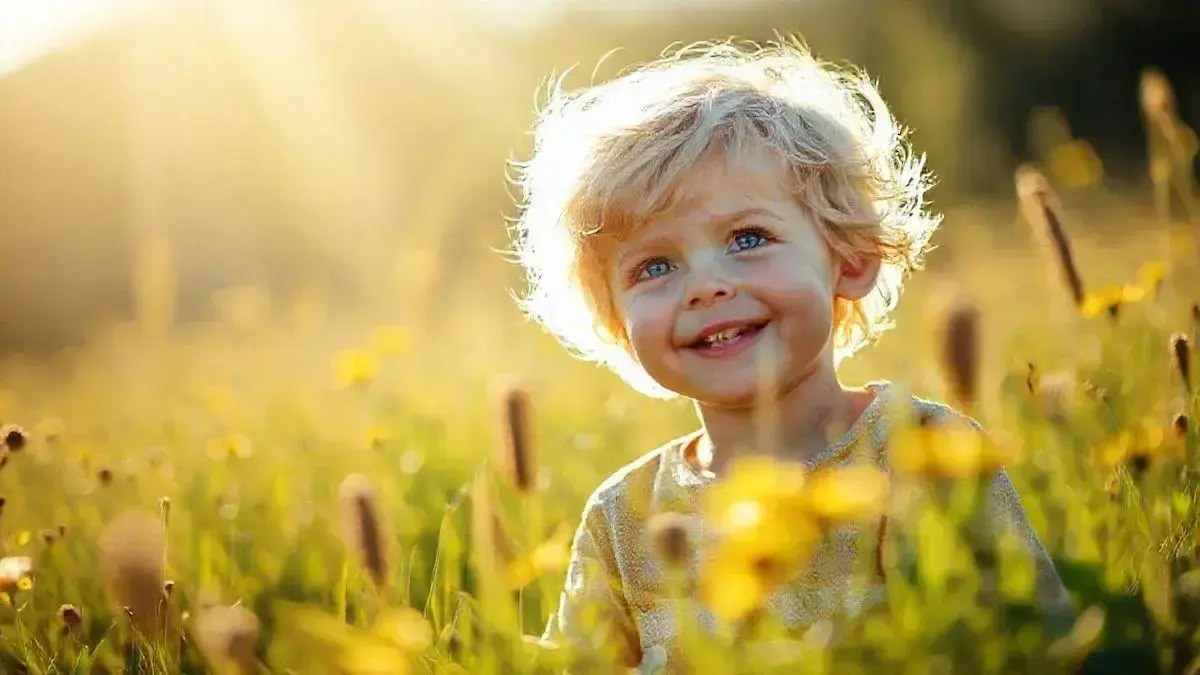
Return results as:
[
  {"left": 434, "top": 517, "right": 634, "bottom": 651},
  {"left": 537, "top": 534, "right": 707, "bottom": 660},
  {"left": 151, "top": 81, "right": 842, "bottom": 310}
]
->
[
  {"left": 337, "top": 473, "right": 389, "bottom": 592},
  {"left": 1171, "top": 333, "right": 1192, "bottom": 390},
  {"left": 496, "top": 381, "right": 535, "bottom": 494},
  {"left": 58, "top": 604, "right": 82, "bottom": 629},
  {"left": 194, "top": 604, "right": 261, "bottom": 675},
  {"left": 1140, "top": 68, "right": 1177, "bottom": 125},
  {"left": 938, "top": 298, "right": 980, "bottom": 413},
  {"left": 1015, "top": 165, "right": 1086, "bottom": 308},
  {"left": 648, "top": 512, "right": 691, "bottom": 569},
  {"left": 1, "top": 425, "right": 27, "bottom": 452},
  {"left": 99, "top": 510, "right": 166, "bottom": 636},
  {"left": 1173, "top": 413, "right": 1189, "bottom": 438}
]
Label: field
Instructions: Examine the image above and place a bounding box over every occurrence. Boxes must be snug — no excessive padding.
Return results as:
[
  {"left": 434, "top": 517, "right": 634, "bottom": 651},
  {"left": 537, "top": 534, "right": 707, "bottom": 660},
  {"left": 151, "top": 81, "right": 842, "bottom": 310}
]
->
[
  {"left": 0, "top": 172, "right": 1194, "bottom": 674},
  {"left": 0, "top": 42, "right": 1198, "bottom": 667}
]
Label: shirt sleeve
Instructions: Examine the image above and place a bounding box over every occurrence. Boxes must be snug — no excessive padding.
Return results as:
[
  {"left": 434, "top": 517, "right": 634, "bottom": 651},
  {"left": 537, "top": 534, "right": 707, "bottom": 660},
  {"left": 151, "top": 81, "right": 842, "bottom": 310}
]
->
[
  {"left": 974, "top": 468, "right": 1076, "bottom": 620},
  {"left": 542, "top": 501, "right": 642, "bottom": 668}
]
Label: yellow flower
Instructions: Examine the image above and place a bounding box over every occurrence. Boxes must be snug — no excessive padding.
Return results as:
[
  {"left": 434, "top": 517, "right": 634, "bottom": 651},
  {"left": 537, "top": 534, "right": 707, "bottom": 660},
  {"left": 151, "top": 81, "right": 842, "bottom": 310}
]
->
[
  {"left": 1096, "top": 420, "right": 1179, "bottom": 469},
  {"left": 206, "top": 434, "right": 253, "bottom": 462},
  {"left": 335, "top": 349, "right": 379, "bottom": 388},
  {"left": 801, "top": 465, "right": 891, "bottom": 526},
  {"left": 363, "top": 426, "right": 392, "bottom": 449},
  {"left": 505, "top": 525, "right": 572, "bottom": 588},
  {"left": 368, "top": 326, "right": 410, "bottom": 358},
  {"left": 1138, "top": 261, "right": 1167, "bottom": 294},
  {"left": 340, "top": 641, "right": 411, "bottom": 675},
  {"left": 373, "top": 607, "right": 432, "bottom": 654},
  {"left": 37, "top": 418, "right": 64, "bottom": 442},
  {"left": 0, "top": 593, "right": 9, "bottom": 606},
  {"left": 16, "top": 577, "right": 31, "bottom": 591},
  {"left": 700, "top": 457, "right": 820, "bottom": 622},
  {"left": 14, "top": 531, "right": 30, "bottom": 547},
  {"left": 891, "top": 423, "right": 1017, "bottom": 478},
  {"left": 1080, "top": 285, "right": 1146, "bottom": 318}
]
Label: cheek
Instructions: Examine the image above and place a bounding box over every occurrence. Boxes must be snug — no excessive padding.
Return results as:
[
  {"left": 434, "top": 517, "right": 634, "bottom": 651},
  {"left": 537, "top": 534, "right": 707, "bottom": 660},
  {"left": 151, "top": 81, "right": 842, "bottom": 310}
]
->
[{"left": 620, "top": 293, "right": 675, "bottom": 356}]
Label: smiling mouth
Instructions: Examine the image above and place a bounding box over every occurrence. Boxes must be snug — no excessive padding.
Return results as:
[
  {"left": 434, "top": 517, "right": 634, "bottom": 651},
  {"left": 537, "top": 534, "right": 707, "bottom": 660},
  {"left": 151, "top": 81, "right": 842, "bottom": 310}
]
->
[{"left": 686, "top": 321, "right": 770, "bottom": 356}]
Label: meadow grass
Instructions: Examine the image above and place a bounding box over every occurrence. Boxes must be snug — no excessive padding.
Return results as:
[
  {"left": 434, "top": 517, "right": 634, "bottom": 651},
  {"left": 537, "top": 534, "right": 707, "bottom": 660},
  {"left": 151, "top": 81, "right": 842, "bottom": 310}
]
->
[{"left": 0, "top": 179, "right": 1196, "bottom": 674}]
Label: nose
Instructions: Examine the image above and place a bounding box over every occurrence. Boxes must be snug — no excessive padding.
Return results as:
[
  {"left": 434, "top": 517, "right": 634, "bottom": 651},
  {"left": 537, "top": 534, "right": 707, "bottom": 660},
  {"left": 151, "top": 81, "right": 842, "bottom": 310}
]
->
[{"left": 683, "top": 264, "right": 736, "bottom": 309}]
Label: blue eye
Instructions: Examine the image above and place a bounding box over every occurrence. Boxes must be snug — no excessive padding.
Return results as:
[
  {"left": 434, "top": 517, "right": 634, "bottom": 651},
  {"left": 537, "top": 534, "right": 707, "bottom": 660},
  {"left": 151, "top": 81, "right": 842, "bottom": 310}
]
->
[
  {"left": 636, "top": 258, "right": 674, "bottom": 282},
  {"left": 729, "top": 228, "right": 772, "bottom": 253}
]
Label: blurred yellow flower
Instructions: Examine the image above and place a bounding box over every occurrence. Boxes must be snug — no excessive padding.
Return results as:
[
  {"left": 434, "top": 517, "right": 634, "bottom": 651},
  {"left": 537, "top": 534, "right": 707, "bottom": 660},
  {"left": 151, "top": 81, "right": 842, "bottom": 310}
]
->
[
  {"left": 801, "top": 465, "right": 891, "bottom": 526},
  {"left": 891, "top": 423, "right": 1017, "bottom": 478},
  {"left": 17, "top": 577, "right": 32, "bottom": 591},
  {"left": 206, "top": 434, "right": 253, "bottom": 462},
  {"left": 1096, "top": 420, "right": 1179, "bottom": 469},
  {"left": 335, "top": 349, "right": 379, "bottom": 388},
  {"left": 14, "top": 531, "right": 30, "bottom": 547},
  {"left": 373, "top": 607, "right": 433, "bottom": 654},
  {"left": 1138, "top": 261, "right": 1167, "bottom": 294},
  {"left": 340, "top": 641, "right": 411, "bottom": 675},
  {"left": 36, "top": 418, "right": 64, "bottom": 442},
  {"left": 505, "top": 525, "right": 572, "bottom": 588},
  {"left": 1048, "top": 139, "right": 1103, "bottom": 189},
  {"left": 364, "top": 426, "right": 393, "bottom": 449},
  {"left": 1080, "top": 285, "right": 1147, "bottom": 318},
  {"left": 368, "top": 325, "right": 410, "bottom": 358},
  {"left": 700, "top": 457, "right": 819, "bottom": 622}
]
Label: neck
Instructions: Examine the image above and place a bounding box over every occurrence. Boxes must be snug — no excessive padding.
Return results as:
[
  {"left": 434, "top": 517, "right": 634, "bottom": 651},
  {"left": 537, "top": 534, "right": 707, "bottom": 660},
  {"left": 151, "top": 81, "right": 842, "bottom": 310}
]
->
[{"left": 691, "top": 363, "right": 874, "bottom": 477}]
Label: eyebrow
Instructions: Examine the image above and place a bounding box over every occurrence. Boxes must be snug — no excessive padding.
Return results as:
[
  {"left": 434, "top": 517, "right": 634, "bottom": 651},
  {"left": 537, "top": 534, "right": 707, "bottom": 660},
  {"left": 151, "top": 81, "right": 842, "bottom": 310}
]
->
[{"left": 614, "top": 207, "right": 783, "bottom": 268}]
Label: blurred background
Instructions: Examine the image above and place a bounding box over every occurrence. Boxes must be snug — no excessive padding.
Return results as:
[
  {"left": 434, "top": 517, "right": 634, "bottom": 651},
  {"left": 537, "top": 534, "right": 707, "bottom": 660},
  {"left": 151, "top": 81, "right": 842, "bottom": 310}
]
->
[{"left": 0, "top": 0, "right": 1196, "bottom": 355}]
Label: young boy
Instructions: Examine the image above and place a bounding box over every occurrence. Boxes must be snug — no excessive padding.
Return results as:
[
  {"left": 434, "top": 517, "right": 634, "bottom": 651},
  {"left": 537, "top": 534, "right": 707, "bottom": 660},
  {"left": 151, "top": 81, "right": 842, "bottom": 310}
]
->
[{"left": 509, "top": 37, "right": 1071, "bottom": 669}]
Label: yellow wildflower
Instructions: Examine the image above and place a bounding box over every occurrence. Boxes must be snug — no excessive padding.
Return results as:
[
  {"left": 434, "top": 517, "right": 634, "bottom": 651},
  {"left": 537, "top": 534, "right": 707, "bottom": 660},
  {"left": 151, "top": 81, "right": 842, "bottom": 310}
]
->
[
  {"left": 373, "top": 607, "right": 433, "bottom": 654},
  {"left": 801, "top": 465, "right": 891, "bottom": 527},
  {"left": 205, "top": 434, "right": 253, "bottom": 462},
  {"left": 368, "top": 325, "right": 410, "bottom": 358},
  {"left": 16, "top": 577, "right": 31, "bottom": 591},
  {"left": 1138, "top": 261, "right": 1167, "bottom": 294},
  {"left": 335, "top": 349, "right": 379, "bottom": 388},
  {"left": 340, "top": 640, "right": 411, "bottom": 675},
  {"left": 891, "top": 422, "right": 1017, "bottom": 478},
  {"left": 1097, "top": 419, "right": 1179, "bottom": 469},
  {"left": 1080, "top": 285, "right": 1146, "bottom": 318},
  {"left": 505, "top": 525, "right": 572, "bottom": 588},
  {"left": 14, "top": 531, "right": 30, "bottom": 547},
  {"left": 700, "top": 457, "right": 818, "bottom": 622},
  {"left": 37, "top": 418, "right": 64, "bottom": 442}
]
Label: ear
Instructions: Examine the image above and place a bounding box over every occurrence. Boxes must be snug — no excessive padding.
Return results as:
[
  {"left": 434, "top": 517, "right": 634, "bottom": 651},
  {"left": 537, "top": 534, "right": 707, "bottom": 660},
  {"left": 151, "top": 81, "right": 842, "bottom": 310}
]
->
[{"left": 833, "top": 251, "right": 882, "bottom": 301}]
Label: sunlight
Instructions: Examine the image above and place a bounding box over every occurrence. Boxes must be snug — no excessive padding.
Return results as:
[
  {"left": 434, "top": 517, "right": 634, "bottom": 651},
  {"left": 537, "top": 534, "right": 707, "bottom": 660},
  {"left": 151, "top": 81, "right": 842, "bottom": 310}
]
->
[
  {"left": 0, "top": 0, "right": 170, "bottom": 76},
  {"left": 209, "top": 0, "right": 401, "bottom": 245}
]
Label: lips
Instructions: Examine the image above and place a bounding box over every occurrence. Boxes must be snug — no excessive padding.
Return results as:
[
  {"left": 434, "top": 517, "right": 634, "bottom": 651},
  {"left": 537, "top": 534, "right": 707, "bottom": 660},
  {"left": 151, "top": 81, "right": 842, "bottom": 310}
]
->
[{"left": 684, "top": 319, "right": 771, "bottom": 357}]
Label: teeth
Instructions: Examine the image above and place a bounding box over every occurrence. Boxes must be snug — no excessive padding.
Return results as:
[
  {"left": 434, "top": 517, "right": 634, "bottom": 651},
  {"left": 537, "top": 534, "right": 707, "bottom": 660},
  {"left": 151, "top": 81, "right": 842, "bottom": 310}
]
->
[{"left": 704, "top": 326, "right": 747, "bottom": 345}]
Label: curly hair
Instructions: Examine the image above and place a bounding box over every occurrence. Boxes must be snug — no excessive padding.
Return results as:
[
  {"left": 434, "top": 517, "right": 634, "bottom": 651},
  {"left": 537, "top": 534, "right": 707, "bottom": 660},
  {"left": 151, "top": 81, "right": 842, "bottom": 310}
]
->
[{"left": 508, "top": 36, "right": 941, "bottom": 398}]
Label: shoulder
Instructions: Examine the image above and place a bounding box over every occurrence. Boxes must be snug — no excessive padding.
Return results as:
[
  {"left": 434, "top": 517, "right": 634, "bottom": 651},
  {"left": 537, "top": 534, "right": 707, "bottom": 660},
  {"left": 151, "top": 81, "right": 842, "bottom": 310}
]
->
[
  {"left": 903, "top": 388, "right": 984, "bottom": 432},
  {"left": 577, "top": 431, "right": 697, "bottom": 526}
]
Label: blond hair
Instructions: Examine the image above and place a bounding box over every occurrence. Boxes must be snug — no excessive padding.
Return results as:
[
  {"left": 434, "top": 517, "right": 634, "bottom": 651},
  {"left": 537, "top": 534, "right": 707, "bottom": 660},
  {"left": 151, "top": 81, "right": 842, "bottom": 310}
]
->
[{"left": 508, "top": 37, "right": 940, "bottom": 399}]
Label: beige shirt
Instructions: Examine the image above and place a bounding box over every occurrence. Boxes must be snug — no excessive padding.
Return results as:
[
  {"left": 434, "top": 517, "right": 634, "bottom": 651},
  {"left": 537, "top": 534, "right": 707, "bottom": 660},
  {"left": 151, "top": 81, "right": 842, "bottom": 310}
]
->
[{"left": 542, "top": 381, "right": 1073, "bottom": 669}]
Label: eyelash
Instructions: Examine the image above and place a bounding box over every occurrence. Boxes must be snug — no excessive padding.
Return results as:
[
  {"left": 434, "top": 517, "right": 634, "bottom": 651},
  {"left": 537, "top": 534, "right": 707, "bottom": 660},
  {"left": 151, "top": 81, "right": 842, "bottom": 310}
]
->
[{"left": 626, "top": 225, "right": 778, "bottom": 285}]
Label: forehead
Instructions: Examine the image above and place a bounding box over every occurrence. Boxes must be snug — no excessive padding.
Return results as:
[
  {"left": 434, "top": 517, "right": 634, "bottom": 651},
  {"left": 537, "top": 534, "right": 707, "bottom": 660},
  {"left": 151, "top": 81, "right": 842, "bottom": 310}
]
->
[{"left": 623, "top": 146, "right": 795, "bottom": 241}]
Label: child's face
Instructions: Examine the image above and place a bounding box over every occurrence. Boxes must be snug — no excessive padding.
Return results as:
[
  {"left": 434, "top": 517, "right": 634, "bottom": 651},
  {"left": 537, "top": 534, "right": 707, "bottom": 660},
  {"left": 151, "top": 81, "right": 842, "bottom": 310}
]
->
[{"left": 608, "top": 146, "right": 874, "bottom": 407}]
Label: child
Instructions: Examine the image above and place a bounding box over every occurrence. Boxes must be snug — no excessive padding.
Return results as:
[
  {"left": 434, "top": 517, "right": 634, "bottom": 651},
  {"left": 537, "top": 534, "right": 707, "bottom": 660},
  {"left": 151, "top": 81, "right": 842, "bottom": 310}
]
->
[{"left": 508, "top": 37, "right": 1072, "bottom": 669}]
